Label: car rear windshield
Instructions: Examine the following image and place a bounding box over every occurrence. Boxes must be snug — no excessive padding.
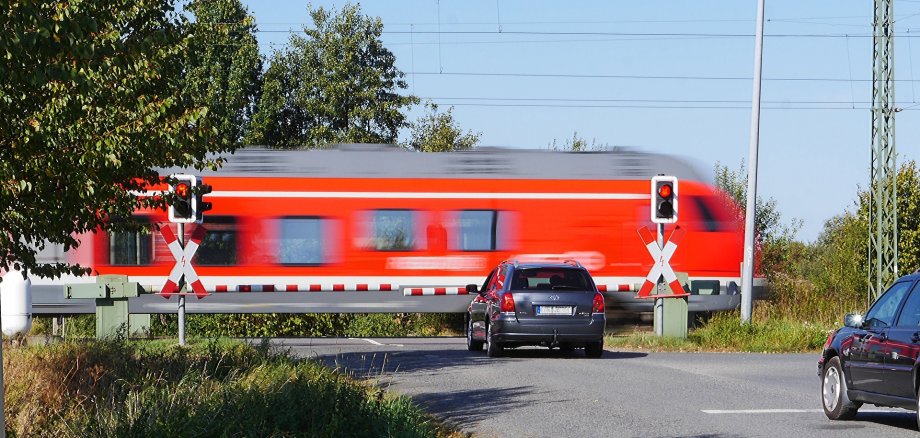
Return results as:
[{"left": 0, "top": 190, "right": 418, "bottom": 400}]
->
[{"left": 510, "top": 268, "right": 593, "bottom": 291}]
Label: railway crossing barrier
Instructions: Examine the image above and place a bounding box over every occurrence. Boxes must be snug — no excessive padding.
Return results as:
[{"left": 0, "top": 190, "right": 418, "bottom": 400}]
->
[{"left": 65, "top": 274, "right": 149, "bottom": 339}]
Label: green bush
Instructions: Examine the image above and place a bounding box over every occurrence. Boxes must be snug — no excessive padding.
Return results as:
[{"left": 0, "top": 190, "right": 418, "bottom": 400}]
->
[{"left": 150, "top": 313, "right": 463, "bottom": 338}]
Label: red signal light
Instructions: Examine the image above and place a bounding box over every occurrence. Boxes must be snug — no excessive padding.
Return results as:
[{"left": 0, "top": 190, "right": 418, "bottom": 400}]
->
[
  {"left": 593, "top": 292, "right": 605, "bottom": 314},
  {"left": 175, "top": 183, "right": 190, "bottom": 198},
  {"left": 657, "top": 183, "right": 672, "bottom": 199},
  {"left": 500, "top": 293, "right": 516, "bottom": 313}
]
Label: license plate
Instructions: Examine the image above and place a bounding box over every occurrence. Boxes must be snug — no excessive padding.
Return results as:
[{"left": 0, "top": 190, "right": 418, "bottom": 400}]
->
[{"left": 536, "top": 306, "right": 573, "bottom": 316}]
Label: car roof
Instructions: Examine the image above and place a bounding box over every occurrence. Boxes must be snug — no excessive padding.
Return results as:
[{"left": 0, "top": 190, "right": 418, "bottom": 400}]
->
[
  {"left": 896, "top": 272, "right": 920, "bottom": 283},
  {"left": 504, "top": 262, "right": 588, "bottom": 271}
]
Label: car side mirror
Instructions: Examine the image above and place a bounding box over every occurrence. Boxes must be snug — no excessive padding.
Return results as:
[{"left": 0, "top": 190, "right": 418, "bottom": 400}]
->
[
  {"left": 466, "top": 284, "right": 480, "bottom": 295},
  {"left": 844, "top": 313, "right": 864, "bottom": 328}
]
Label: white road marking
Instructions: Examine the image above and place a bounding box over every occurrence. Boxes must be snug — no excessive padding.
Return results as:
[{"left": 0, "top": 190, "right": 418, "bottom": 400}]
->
[
  {"left": 702, "top": 409, "right": 894, "bottom": 414},
  {"left": 350, "top": 338, "right": 384, "bottom": 346},
  {"left": 347, "top": 338, "right": 404, "bottom": 347}
]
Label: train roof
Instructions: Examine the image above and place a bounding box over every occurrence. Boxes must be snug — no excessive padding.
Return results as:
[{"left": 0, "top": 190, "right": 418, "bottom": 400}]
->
[{"left": 174, "top": 144, "right": 708, "bottom": 182}]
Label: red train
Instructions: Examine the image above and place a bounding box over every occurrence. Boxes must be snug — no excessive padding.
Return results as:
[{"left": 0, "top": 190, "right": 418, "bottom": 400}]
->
[{"left": 34, "top": 145, "right": 761, "bottom": 313}]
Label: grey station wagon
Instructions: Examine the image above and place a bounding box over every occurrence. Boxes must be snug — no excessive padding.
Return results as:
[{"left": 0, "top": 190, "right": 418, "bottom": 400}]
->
[{"left": 465, "top": 260, "right": 606, "bottom": 358}]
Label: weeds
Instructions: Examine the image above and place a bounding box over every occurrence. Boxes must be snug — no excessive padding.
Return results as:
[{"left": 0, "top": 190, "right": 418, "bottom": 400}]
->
[
  {"left": 3, "top": 339, "right": 458, "bottom": 437},
  {"left": 607, "top": 311, "right": 831, "bottom": 353}
]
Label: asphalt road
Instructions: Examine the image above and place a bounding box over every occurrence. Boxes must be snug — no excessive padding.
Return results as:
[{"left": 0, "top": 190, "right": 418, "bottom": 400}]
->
[{"left": 273, "top": 337, "right": 918, "bottom": 438}]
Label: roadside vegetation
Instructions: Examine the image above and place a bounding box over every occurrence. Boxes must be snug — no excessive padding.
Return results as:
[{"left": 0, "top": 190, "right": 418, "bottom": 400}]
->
[
  {"left": 3, "top": 338, "right": 459, "bottom": 437},
  {"left": 607, "top": 312, "right": 829, "bottom": 352},
  {"left": 33, "top": 313, "right": 464, "bottom": 339},
  {"left": 610, "top": 160, "right": 920, "bottom": 353}
]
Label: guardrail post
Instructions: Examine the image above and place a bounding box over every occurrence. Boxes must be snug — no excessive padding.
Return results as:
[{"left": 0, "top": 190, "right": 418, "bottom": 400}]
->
[{"left": 65, "top": 275, "right": 145, "bottom": 339}]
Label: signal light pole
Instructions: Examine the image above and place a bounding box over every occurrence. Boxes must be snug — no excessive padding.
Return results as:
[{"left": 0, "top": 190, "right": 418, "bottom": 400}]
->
[
  {"left": 741, "top": 0, "right": 766, "bottom": 324},
  {"left": 166, "top": 174, "right": 213, "bottom": 345}
]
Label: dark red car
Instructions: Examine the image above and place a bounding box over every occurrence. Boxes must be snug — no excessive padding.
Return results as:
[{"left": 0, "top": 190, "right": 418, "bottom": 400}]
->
[{"left": 819, "top": 273, "right": 920, "bottom": 427}]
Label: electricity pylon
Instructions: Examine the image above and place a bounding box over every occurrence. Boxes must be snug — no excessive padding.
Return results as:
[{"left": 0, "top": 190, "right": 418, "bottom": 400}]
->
[{"left": 868, "top": 0, "right": 898, "bottom": 302}]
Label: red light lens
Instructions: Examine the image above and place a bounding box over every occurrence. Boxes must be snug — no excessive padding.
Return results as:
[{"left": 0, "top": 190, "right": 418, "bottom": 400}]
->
[
  {"left": 658, "top": 183, "right": 672, "bottom": 198},
  {"left": 593, "top": 292, "right": 605, "bottom": 314},
  {"left": 500, "top": 293, "right": 516, "bottom": 313},
  {"left": 175, "top": 183, "right": 190, "bottom": 198}
]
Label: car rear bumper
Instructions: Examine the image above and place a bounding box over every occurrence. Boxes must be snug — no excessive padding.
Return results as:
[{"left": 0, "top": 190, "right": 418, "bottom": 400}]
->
[{"left": 492, "top": 314, "right": 605, "bottom": 346}]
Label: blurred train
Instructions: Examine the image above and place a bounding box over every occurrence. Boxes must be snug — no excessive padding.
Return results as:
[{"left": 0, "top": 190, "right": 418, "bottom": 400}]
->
[{"left": 33, "top": 145, "right": 762, "bottom": 313}]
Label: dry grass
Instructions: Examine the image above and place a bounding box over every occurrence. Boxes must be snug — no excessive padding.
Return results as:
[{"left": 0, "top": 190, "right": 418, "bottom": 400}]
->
[{"left": 2, "top": 339, "right": 462, "bottom": 437}]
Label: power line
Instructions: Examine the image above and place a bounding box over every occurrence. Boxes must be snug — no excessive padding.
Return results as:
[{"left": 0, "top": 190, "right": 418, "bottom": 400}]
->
[
  {"left": 428, "top": 102, "right": 877, "bottom": 110},
  {"left": 423, "top": 96, "right": 874, "bottom": 104},
  {"left": 252, "top": 29, "right": 920, "bottom": 39},
  {"left": 407, "top": 71, "right": 920, "bottom": 82}
]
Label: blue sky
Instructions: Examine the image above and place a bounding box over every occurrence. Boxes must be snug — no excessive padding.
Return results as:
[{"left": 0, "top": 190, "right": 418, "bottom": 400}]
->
[{"left": 241, "top": 0, "right": 920, "bottom": 242}]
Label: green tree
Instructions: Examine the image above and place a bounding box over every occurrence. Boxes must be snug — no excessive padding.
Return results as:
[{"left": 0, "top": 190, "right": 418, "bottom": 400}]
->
[
  {"left": 407, "top": 102, "right": 480, "bottom": 152},
  {"left": 713, "top": 160, "right": 790, "bottom": 243},
  {"left": 548, "top": 131, "right": 613, "bottom": 151},
  {"left": 891, "top": 160, "right": 920, "bottom": 276},
  {"left": 184, "top": 0, "right": 262, "bottom": 147},
  {"left": 0, "top": 0, "right": 229, "bottom": 279},
  {"left": 713, "top": 161, "right": 801, "bottom": 277},
  {"left": 247, "top": 4, "right": 417, "bottom": 148}
]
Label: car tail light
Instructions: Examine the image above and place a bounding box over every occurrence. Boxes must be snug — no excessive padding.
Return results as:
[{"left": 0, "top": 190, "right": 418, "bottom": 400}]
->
[
  {"left": 592, "top": 292, "right": 605, "bottom": 314},
  {"left": 823, "top": 330, "right": 835, "bottom": 350},
  {"left": 500, "top": 293, "right": 516, "bottom": 313}
]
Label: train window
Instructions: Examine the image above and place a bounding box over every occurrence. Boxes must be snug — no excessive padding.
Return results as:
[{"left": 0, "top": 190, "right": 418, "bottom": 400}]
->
[
  {"left": 109, "top": 221, "right": 152, "bottom": 265},
  {"left": 372, "top": 209, "right": 416, "bottom": 251},
  {"left": 279, "top": 217, "right": 327, "bottom": 265},
  {"left": 691, "top": 196, "right": 720, "bottom": 232},
  {"left": 195, "top": 216, "right": 237, "bottom": 265},
  {"left": 453, "top": 210, "right": 498, "bottom": 251}
]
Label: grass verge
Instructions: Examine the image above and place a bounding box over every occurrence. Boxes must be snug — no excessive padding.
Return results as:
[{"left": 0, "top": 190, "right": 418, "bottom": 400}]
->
[
  {"left": 606, "top": 311, "right": 832, "bottom": 353},
  {"left": 3, "top": 338, "right": 461, "bottom": 437}
]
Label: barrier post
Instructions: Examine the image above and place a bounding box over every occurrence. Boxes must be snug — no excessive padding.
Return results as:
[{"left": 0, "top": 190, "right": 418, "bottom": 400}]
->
[{"left": 65, "top": 274, "right": 142, "bottom": 339}]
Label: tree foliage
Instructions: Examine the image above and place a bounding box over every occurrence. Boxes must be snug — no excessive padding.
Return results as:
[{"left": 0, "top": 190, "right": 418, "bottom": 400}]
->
[
  {"left": 0, "top": 0, "right": 229, "bottom": 279},
  {"left": 757, "top": 160, "right": 920, "bottom": 322},
  {"left": 407, "top": 102, "right": 480, "bottom": 152},
  {"left": 184, "top": 0, "right": 262, "bottom": 147},
  {"left": 713, "top": 160, "right": 792, "bottom": 244},
  {"left": 548, "top": 131, "right": 614, "bottom": 151},
  {"left": 247, "top": 4, "right": 417, "bottom": 148},
  {"left": 713, "top": 161, "right": 800, "bottom": 277}
]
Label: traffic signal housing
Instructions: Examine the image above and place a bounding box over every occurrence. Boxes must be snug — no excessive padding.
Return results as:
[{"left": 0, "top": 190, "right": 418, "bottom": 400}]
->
[
  {"left": 195, "top": 182, "right": 213, "bottom": 223},
  {"left": 167, "top": 174, "right": 212, "bottom": 224},
  {"left": 168, "top": 174, "right": 196, "bottom": 223},
  {"left": 651, "top": 175, "right": 678, "bottom": 224}
]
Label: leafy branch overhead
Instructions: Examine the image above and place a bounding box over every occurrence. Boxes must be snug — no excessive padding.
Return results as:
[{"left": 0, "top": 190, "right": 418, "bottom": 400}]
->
[{"left": 0, "top": 1, "right": 236, "bottom": 279}]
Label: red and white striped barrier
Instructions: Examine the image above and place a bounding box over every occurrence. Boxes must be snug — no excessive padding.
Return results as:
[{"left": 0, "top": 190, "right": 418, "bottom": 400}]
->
[
  {"left": 213, "top": 283, "right": 399, "bottom": 292},
  {"left": 597, "top": 284, "right": 634, "bottom": 292},
  {"left": 403, "top": 287, "right": 469, "bottom": 296}
]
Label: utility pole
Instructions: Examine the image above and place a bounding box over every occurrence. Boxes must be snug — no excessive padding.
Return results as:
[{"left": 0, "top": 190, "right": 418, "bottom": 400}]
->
[
  {"left": 741, "top": 0, "right": 765, "bottom": 323},
  {"left": 869, "top": 0, "right": 897, "bottom": 303}
]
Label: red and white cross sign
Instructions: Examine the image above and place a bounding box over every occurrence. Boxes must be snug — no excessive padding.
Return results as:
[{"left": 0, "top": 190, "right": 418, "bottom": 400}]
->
[
  {"left": 636, "top": 225, "right": 688, "bottom": 298},
  {"left": 159, "top": 225, "right": 208, "bottom": 299}
]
